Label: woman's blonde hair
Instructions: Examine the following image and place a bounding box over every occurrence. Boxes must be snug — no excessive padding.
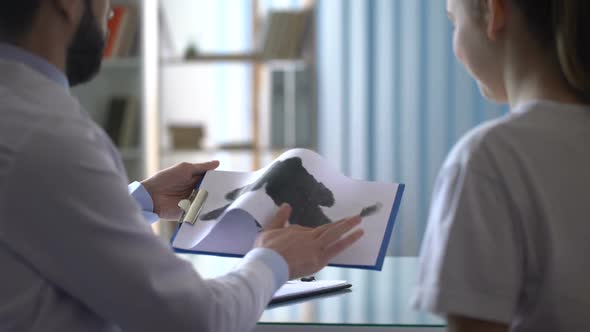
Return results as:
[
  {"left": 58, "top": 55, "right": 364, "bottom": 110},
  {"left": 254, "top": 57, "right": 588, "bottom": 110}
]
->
[{"left": 512, "top": 0, "right": 590, "bottom": 99}]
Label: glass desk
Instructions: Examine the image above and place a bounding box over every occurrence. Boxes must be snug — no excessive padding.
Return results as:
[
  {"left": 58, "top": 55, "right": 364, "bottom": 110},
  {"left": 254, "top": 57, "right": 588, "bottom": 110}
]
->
[{"left": 179, "top": 255, "right": 445, "bottom": 331}]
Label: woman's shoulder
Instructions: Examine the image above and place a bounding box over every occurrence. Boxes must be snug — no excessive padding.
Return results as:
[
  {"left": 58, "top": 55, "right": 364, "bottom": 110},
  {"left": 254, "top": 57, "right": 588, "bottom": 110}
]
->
[
  {"left": 445, "top": 102, "right": 589, "bottom": 177},
  {"left": 443, "top": 114, "right": 519, "bottom": 172}
]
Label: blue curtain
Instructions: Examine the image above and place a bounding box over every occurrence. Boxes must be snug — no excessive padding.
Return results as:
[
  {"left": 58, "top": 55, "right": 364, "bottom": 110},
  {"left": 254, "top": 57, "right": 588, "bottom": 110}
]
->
[{"left": 317, "top": 0, "right": 508, "bottom": 256}]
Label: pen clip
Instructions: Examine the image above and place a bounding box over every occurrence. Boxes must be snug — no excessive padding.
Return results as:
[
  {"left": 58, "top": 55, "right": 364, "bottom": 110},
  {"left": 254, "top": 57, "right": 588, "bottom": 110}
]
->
[{"left": 177, "top": 189, "right": 208, "bottom": 225}]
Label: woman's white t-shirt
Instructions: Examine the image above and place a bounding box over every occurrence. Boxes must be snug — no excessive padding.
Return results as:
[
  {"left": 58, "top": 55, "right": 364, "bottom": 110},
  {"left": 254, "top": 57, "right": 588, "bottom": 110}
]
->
[{"left": 413, "top": 100, "right": 590, "bottom": 331}]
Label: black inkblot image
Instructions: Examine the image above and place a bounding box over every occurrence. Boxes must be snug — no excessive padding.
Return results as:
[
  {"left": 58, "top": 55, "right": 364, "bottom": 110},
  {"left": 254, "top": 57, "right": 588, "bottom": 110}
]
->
[
  {"left": 200, "top": 157, "right": 333, "bottom": 228},
  {"left": 360, "top": 202, "right": 382, "bottom": 218},
  {"left": 200, "top": 157, "right": 383, "bottom": 228}
]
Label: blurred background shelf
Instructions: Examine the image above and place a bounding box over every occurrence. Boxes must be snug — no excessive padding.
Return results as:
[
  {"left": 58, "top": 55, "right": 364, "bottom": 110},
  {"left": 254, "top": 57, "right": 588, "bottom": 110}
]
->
[
  {"left": 71, "top": 0, "right": 154, "bottom": 182},
  {"left": 72, "top": 0, "right": 318, "bottom": 234},
  {"left": 158, "top": 0, "right": 317, "bottom": 172},
  {"left": 120, "top": 148, "right": 143, "bottom": 160},
  {"left": 162, "top": 53, "right": 259, "bottom": 64},
  {"left": 160, "top": 148, "right": 291, "bottom": 173},
  {"left": 102, "top": 57, "right": 141, "bottom": 70},
  {"left": 161, "top": 55, "right": 307, "bottom": 69}
]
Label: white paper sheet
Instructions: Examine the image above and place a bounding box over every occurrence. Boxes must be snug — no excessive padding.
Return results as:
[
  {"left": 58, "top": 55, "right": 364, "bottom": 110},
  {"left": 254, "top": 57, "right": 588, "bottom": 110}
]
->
[{"left": 172, "top": 148, "right": 403, "bottom": 268}]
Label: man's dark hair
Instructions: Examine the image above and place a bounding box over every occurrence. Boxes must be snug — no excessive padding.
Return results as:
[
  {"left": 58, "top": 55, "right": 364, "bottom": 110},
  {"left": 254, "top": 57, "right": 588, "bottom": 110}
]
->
[{"left": 0, "top": 1, "right": 42, "bottom": 42}]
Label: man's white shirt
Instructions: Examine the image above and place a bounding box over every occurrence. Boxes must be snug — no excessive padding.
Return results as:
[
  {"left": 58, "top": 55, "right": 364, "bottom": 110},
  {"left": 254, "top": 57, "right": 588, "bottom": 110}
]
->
[{"left": 0, "top": 45, "right": 288, "bottom": 332}]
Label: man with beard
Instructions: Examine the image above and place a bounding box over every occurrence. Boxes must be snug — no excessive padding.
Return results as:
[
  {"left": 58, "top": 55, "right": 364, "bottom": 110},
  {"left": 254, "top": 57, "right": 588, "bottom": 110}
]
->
[{"left": 0, "top": 1, "right": 364, "bottom": 332}]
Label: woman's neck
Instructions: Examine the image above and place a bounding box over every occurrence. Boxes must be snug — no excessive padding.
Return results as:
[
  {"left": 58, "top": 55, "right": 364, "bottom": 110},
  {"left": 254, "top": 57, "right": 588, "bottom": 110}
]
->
[{"left": 504, "top": 44, "right": 584, "bottom": 108}]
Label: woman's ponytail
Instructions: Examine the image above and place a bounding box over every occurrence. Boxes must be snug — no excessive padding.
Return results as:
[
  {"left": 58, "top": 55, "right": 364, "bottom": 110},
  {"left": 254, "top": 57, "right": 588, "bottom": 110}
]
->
[{"left": 513, "top": 0, "right": 590, "bottom": 99}]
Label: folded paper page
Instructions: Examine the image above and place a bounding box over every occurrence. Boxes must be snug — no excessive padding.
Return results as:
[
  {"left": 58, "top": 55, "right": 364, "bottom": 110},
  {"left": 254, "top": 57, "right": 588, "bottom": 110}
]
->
[{"left": 172, "top": 148, "right": 404, "bottom": 270}]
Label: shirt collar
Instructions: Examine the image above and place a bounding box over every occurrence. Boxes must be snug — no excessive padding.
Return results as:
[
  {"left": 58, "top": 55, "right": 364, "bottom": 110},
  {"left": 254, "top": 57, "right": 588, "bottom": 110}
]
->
[
  {"left": 0, "top": 43, "right": 69, "bottom": 90},
  {"left": 513, "top": 99, "right": 590, "bottom": 114}
]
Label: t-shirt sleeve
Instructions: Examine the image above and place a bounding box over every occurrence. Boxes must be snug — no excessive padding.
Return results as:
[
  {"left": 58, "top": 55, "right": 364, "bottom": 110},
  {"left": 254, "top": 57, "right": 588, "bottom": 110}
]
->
[{"left": 412, "top": 162, "right": 524, "bottom": 324}]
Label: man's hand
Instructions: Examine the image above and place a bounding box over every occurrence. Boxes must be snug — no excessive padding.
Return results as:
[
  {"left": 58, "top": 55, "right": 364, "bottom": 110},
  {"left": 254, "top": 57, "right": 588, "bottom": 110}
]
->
[
  {"left": 255, "top": 204, "right": 364, "bottom": 279},
  {"left": 141, "top": 161, "right": 220, "bottom": 220}
]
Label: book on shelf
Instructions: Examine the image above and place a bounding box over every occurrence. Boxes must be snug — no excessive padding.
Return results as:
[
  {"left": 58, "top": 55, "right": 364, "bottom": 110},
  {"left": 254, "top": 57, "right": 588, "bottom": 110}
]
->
[
  {"left": 270, "top": 70, "right": 286, "bottom": 148},
  {"left": 104, "top": 5, "right": 140, "bottom": 59},
  {"left": 158, "top": 5, "right": 177, "bottom": 58},
  {"left": 103, "top": 96, "right": 138, "bottom": 148},
  {"left": 169, "top": 125, "right": 205, "bottom": 150},
  {"left": 269, "top": 68, "right": 314, "bottom": 148},
  {"left": 260, "top": 9, "right": 312, "bottom": 60},
  {"left": 171, "top": 148, "right": 405, "bottom": 271}
]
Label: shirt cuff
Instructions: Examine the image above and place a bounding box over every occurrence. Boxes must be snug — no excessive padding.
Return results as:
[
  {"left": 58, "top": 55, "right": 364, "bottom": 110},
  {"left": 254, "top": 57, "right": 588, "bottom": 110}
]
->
[
  {"left": 243, "top": 248, "right": 289, "bottom": 291},
  {"left": 128, "top": 181, "right": 160, "bottom": 224}
]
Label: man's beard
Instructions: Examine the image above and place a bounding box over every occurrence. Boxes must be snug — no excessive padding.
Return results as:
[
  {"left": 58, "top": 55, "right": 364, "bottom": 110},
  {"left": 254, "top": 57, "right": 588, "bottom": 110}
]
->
[{"left": 66, "top": 2, "right": 106, "bottom": 87}]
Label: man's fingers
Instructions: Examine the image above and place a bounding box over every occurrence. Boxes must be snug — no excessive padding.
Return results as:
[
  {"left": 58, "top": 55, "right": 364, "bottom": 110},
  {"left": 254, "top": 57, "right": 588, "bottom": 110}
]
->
[
  {"left": 191, "top": 160, "right": 220, "bottom": 177},
  {"left": 316, "top": 216, "right": 362, "bottom": 243},
  {"left": 322, "top": 229, "right": 364, "bottom": 261},
  {"left": 312, "top": 222, "right": 332, "bottom": 235},
  {"left": 265, "top": 204, "right": 292, "bottom": 230},
  {"left": 314, "top": 215, "right": 359, "bottom": 237}
]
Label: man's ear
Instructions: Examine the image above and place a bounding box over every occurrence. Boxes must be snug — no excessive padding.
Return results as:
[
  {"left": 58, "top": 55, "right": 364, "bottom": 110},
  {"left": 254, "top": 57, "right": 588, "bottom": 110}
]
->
[
  {"left": 483, "top": 0, "right": 507, "bottom": 41},
  {"left": 51, "top": 0, "right": 83, "bottom": 25}
]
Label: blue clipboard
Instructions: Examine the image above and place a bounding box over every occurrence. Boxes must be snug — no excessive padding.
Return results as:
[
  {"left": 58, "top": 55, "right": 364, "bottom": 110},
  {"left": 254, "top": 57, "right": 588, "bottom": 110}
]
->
[{"left": 171, "top": 184, "right": 405, "bottom": 271}]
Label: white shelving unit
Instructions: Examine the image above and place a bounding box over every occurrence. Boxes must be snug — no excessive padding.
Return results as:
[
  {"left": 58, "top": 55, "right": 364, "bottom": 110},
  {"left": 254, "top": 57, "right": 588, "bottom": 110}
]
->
[
  {"left": 102, "top": 57, "right": 141, "bottom": 70},
  {"left": 71, "top": 0, "right": 160, "bottom": 182},
  {"left": 157, "top": 0, "right": 317, "bottom": 175},
  {"left": 71, "top": 0, "right": 317, "bottom": 181}
]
